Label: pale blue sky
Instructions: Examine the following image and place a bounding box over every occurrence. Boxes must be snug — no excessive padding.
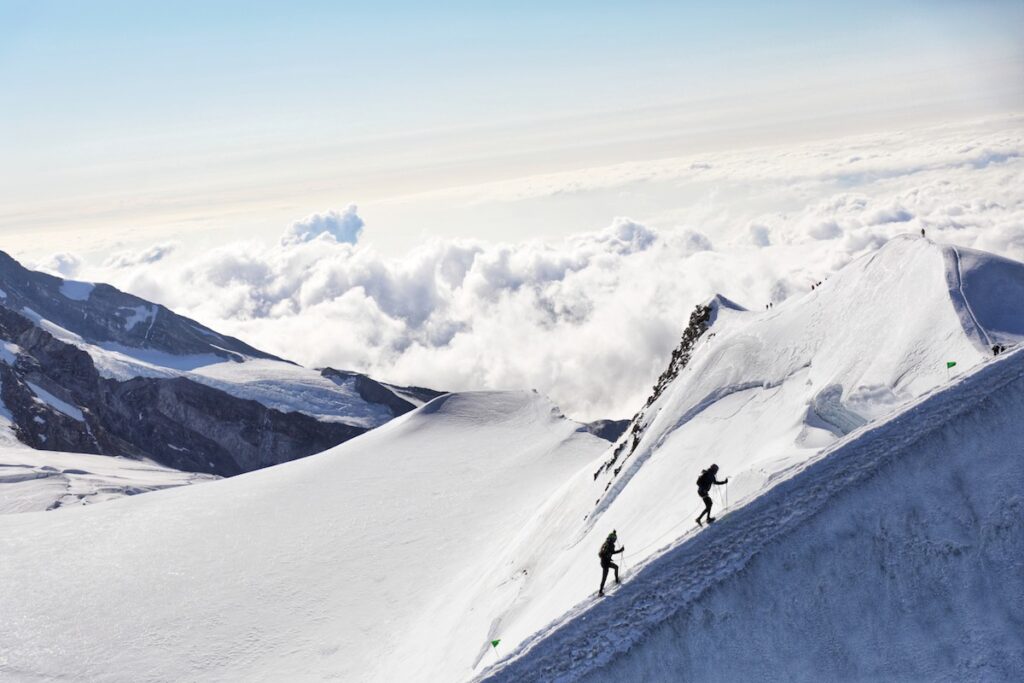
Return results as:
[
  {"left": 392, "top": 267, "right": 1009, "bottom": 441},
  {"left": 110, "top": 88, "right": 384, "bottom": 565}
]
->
[{"left": 1, "top": 1, "right": 1022, "bottom": 257}]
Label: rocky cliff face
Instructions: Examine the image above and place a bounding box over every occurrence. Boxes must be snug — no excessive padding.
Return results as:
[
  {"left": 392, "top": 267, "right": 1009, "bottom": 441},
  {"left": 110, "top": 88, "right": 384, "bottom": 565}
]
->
[
  {"left": 320, "top": 367, "right": 444, "bottom": 418},
  {"left": 0, "top": 305, "right": 365, "bottom": 475},
  {"left": 0, "top": 305, "right": 366, "bottom": 475},
  {"left": 590, "top": 296, "right": 745, "bottom": 488}
]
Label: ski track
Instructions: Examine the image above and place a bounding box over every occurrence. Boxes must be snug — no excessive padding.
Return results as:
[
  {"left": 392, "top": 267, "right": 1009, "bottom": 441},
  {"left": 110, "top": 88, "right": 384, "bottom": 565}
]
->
[{"left": 479, "top": 347, "right": 1024, "bottom": 683}]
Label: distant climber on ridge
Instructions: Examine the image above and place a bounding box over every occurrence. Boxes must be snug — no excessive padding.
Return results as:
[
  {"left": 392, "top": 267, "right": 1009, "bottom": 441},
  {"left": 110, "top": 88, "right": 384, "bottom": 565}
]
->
[
  {"left": 598, "top": 530, "right": 624, "bottom": 596},
  {"left": 696, "top": 464, "right": 728, "bottom": 526}
]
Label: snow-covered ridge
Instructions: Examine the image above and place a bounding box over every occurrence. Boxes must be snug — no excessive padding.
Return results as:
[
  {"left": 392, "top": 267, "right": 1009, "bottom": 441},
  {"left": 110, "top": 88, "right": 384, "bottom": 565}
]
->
[
  {"left": 483, "top": 345, "right": 1024, "bottom": 682},
  {"left": 596, "top": 235, "right": 1023, "bottom": 517},
  {"left": 433, "top": 235, "right": 1024, "bottom": 680}
]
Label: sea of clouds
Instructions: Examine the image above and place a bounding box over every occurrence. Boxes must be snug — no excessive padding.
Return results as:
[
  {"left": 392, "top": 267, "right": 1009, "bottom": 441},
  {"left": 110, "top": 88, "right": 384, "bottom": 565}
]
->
[{"left": 49, "top": 116, "right": 1024, "bottom": 420}]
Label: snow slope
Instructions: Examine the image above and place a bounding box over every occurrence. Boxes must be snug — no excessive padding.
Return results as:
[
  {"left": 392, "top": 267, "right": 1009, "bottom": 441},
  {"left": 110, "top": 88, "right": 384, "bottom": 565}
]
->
[
  {"left": 481, "top": 344, "right": 1024, "bottom": 682},
  {"left": 0, "top": 391, "right": 605, "bottom": 682},
  {"left": 1, "top": 236, "right": 1019, "bottom": 681},
  {"left": 438, "top": 235, "right": 1024, "bottom": 679},
  {"left": 0, "top": 446, "right": 216, "bottom": 514}
]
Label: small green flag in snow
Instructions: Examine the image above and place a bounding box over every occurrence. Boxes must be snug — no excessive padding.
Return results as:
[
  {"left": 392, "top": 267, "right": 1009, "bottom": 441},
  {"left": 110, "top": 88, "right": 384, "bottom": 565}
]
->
[
  {"left": 491, "top": 639, "right": 501, "bottom": 648},
  {"left": 947, "top": 361, "right": 957, "bottom": 369}
]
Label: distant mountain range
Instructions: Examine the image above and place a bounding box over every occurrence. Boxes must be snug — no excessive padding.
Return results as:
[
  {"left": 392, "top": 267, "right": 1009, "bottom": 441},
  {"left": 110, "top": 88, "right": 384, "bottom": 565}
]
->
[{"left": 0, "top": 250, "right": 444, "bottom": 476}]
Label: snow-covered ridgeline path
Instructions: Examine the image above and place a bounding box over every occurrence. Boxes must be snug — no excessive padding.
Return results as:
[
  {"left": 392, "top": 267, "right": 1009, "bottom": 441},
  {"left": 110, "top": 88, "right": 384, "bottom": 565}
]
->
[{"left": 480, "top": 346, "right": 1024, "bottom": 682}]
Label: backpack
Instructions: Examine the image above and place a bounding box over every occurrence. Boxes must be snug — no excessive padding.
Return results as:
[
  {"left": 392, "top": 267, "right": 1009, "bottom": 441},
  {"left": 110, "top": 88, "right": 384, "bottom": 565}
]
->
[{"left": 598, "top": 537, "right": 615, "bottom": 559}]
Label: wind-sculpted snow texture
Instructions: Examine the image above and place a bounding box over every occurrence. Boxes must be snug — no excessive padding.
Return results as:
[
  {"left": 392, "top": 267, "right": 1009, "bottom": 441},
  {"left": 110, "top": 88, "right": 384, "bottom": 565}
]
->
[
  {"left": 0, "top": 446, "right": 216, "bottom": 513},
  {"left": 482, "top": 346, "right": 1024, "bottom": 682}
]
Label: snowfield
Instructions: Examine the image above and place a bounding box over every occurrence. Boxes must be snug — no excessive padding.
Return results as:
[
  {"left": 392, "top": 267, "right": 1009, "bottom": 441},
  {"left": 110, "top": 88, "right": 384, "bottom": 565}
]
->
[
  {"left": 0, "top": 235, "right": 1021, "bottom": 682},
  {"left": 0, "top": 391, "right": 605, "bottom": 681}
]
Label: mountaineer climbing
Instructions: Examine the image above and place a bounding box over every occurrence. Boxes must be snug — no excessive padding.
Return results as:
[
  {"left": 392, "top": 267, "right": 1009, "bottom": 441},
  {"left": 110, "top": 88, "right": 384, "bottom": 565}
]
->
[
  {"left": 598, "top": 530, "right": 624, "bottom": 596},
  {"left": 696, "top": 464, "right": 728, "bottom": 526}
]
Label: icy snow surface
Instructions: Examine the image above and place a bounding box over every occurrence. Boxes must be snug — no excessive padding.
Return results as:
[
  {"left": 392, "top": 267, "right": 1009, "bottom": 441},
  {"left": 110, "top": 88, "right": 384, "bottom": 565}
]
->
[
  {"left": 0, "top": 446, "right": 216, "bottom": 514},
  {"left": 86, "top": 350, "right": 398, "bottom": 427},
  {"left": 0, "top": 340, "right": 20, "bottom": 366},
  {"left": 20, "top": 314, "right": 398, "bottom": 428},
  {"left": 57, "top": 279, "right": 94, "bottom": 301},
  {"left": 189, "top": 359, "right": 394, "bottom": 426},
  {"left": 25, "top": 381, "right": 85, "bottom": 421},
  {"left": 118, "top": 304, "right": 156, "bottom": 331}
]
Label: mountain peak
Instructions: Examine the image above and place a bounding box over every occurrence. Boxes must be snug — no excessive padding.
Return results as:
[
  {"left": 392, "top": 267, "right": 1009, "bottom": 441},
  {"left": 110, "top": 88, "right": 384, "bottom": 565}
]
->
[{"left": 0, "top": 249, "right": 281, "bottom": 362}]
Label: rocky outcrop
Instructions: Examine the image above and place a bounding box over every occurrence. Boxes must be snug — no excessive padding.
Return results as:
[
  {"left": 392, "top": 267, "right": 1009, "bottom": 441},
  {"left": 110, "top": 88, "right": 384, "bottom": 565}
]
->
[
  {"left": 583, "top": 419, "right": 630, "bottom": 442},
  {"left": 321, "top": 367, "right": 445, "bottom": 417},
  {"left": 591, "top": 299, "right": 728, "bottom": 486}
]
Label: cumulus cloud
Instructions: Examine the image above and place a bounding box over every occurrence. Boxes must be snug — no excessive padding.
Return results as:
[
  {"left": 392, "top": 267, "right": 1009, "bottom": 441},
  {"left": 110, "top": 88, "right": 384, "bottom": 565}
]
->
[
  {"left": 281, "top": 204, "right": 364, "bottom": 246},
  {"left": 74, "top": 116, "right": 1024, "bottom": 420}
]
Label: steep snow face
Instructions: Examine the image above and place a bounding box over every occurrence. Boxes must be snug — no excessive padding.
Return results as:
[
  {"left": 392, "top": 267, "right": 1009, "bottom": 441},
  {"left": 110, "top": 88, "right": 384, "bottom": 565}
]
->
[
  {"left": 0, "top": 446, "right": 216, "bottom": 514},
  {"left": 0, "top": 391, "right": 606, "bottom": 682},
  {"left": 598, "top": 236, "right": 1021, "bottom": 516},
  {"left": 482, "top": 346, "right": 1024, "bottom": 683},
  {"left": 944, "top": 243, "right": 1024, "bottom": 348},
  {"left": 437, "top": 236, "right": 1024, "bottom": 679}
]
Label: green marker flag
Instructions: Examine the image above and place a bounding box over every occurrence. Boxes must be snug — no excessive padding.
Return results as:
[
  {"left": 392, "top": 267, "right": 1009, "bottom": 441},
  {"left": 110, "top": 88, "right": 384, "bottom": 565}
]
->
[
  {"left": 491, "top": 639, "right": 501, "bottom": 648},
  {"left": 947, "top": 361, "right": 957, "bottom": 369}
]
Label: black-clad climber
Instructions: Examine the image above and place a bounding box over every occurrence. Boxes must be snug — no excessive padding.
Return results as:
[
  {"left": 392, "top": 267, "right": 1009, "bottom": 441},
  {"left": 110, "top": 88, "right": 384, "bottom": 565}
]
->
[
  {"left": 696, "top": 464, "right": 728, "bottom": 526},
  {"left": 598, "top": 530, "right": 624, "bottom": 596}
]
